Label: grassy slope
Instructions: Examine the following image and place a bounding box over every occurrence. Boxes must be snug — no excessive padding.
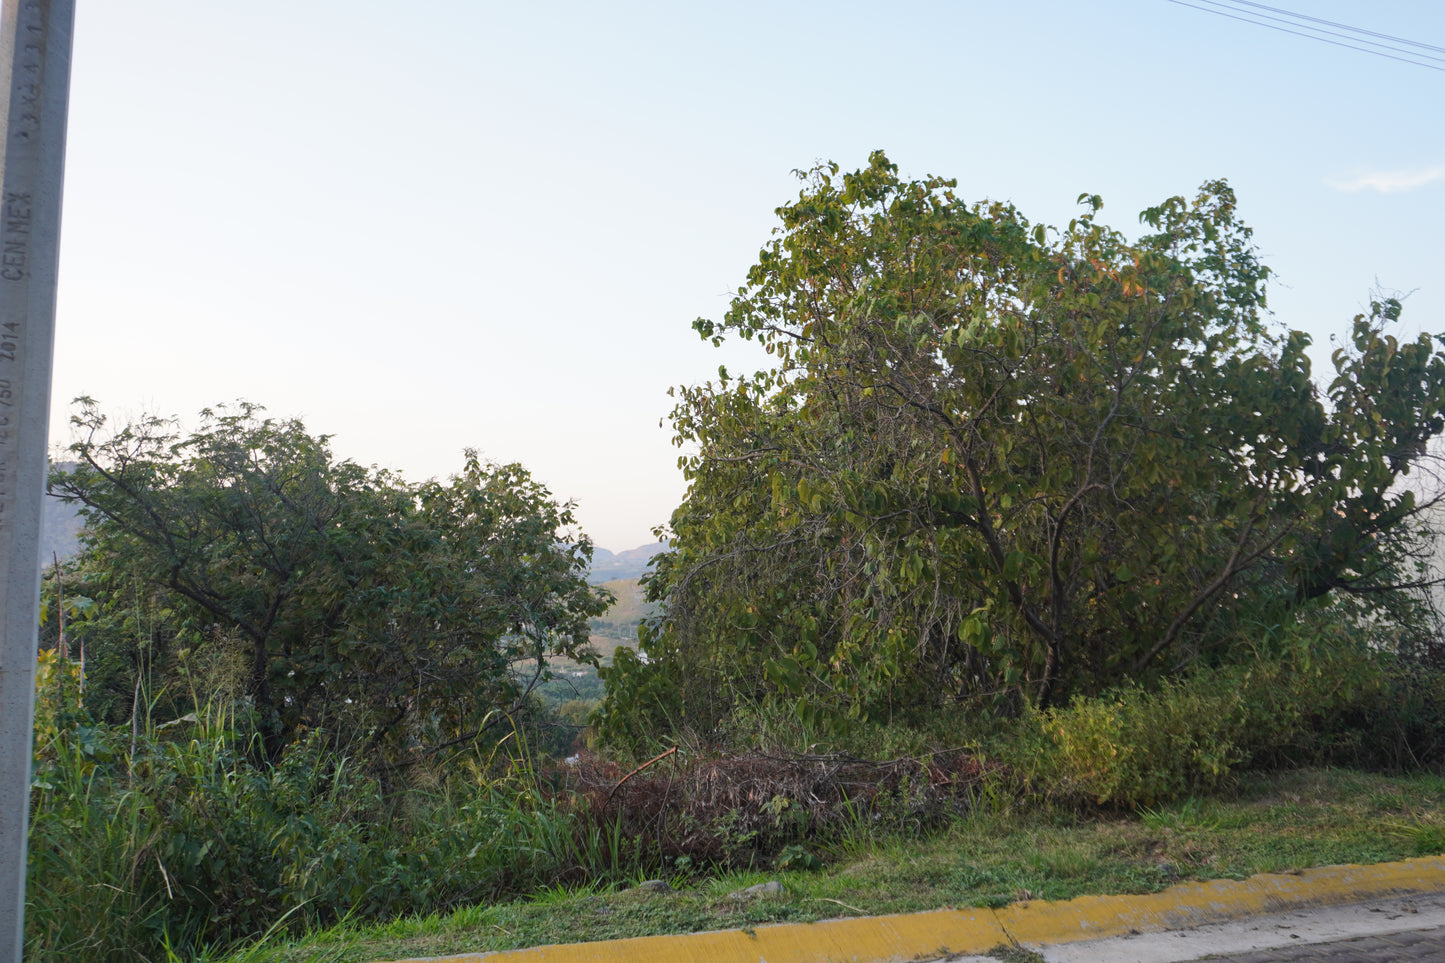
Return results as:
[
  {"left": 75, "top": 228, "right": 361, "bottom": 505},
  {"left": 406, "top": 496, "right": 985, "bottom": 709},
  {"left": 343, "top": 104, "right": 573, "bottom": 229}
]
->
[
  {"left": 580, "top": 578, "right": 652, "bottom": 663},
  {"left": 216, "top": 767, "right": 1445, "bottom": 963},
  {"left": 595, "top": 578, "right": 653, "bottom": 626}
]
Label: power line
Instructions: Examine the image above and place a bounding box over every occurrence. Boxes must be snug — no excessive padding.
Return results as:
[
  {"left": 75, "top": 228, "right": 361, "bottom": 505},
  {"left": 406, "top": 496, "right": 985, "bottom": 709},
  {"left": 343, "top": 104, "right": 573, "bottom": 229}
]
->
[
  {"left": 1190, "top": 0, "right": 1445, "bottom": 62},
  {"left": 1224, "top": 0, "right": 1445, "bottom": 56},
  {"left": 1170, "top": 0, "right": 1445, "bottom": 68},
  {"left": 1165, "top": 0, "right": 1445, "bottom": 72}
]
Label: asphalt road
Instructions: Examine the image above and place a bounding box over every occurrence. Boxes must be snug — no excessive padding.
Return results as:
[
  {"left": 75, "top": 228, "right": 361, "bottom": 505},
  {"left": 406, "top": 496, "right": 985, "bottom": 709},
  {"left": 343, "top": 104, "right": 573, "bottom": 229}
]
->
[{"left": 1191, "top": 923, "right": 1445, "bottom": 961}]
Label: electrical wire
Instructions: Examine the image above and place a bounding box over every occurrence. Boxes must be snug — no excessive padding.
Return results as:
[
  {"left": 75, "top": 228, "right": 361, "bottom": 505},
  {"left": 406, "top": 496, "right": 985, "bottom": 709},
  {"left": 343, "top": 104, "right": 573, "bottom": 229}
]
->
[
  {"left": 1165, "top": 0, "right": 1445, "bottom": 72},
  {"left": 1223, "top": 0, "right": 1445, "bottom": 56},
  {"left": 1189, "top": 0, "right": 1445, "bottom": 61}
]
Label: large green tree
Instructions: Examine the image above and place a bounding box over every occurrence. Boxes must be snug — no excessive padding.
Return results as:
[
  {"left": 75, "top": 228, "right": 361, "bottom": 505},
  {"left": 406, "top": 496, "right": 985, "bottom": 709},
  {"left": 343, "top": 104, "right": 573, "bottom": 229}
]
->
[
  {"left": 607, "top": 153, "right": 1445, "bottom": 738},
  {"left": 50, "top": 399, "right": 611, "bottom": 763}
]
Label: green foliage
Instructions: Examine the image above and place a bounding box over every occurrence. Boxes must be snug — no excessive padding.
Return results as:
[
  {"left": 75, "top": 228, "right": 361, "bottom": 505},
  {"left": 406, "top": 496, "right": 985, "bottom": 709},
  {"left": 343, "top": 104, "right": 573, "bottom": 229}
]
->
[
  {"left": 1301, "top": 644, "right": 1445, "bottom": 771},
  {"left": 49, "top": 399, "right": 611, "bottom": 764},
  {"left": 773, "top": 844, "right": 823, "bottom": 872},
  {"left": 536, "top": 665, "right": 606, "bottom": 708},
  {"left": 999, "top": 620, "right": 1382, "bottom": 808},
  {"left": 31, "top": 649, "right": 84, "bottom": 767},
  {"left": 1008, "top": 672, "right": 1249, "bottom": 808},
  {"left": 192, "top": 768, "right": 1445, "bottom": 963},
  {"left": 1388, "top": 820, "right": 1445, "bottom": 856},
  {"left": 612, "top": 151, "right": 1445, "bottom": 740},
  {"left": 25, "top": 713, "right": 643, "bottom": 961},
  {"left": 592, "top": 643, "right": 686, "bottom": 756}
]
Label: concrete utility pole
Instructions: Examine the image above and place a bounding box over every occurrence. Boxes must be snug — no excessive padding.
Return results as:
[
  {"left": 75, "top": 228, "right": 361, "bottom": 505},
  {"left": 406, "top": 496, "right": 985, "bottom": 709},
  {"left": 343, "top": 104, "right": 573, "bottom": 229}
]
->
[{"left": 0, "top": 1, "right": 73, "bottom": 960}]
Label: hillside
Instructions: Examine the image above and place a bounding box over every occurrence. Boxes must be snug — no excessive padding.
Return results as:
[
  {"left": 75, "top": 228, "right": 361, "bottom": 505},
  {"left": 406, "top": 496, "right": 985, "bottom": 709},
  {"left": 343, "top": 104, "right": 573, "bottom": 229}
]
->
[
  {"left": 539, "top": 576, "right": 656, "bottom": 715},
  {"left": 586, "top": 542, "right": 666, "bottom": 583},
  {"left": 586, "top": 576, "right": 656, "bottom": 660}
]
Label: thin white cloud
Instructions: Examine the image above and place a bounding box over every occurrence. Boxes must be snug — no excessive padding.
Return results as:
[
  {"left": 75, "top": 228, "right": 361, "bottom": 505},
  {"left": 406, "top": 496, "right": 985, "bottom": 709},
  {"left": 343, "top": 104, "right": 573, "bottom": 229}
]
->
[{"left": 1328, "top": 166, "right": 1445, "bottom": 193}]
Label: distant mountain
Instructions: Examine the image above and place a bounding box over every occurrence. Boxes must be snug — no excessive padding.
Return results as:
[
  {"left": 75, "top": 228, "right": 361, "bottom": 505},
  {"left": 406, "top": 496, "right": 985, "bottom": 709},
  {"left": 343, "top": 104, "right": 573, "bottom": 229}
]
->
[{"left": 587, "top": 542, "right": 667, "bottom": 583}]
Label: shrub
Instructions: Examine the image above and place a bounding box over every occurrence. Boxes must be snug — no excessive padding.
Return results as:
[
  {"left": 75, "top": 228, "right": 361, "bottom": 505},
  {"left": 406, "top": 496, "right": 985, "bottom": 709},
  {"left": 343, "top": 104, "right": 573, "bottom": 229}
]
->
[
  {"left": 1000, "top": 636, "right": 1381, "bottom": 809},
  {"left": 592, "top": 644, "right": 687, "bottom": 758},
  {"left": 25, "top": 713, "right": 639, "bottom": 962},
  {"left": 1300, "top": 651, "right": 1445, "bottom": 771},
  {"left": 1007, "top": 671, "right": 1250, "bottom": 808}
]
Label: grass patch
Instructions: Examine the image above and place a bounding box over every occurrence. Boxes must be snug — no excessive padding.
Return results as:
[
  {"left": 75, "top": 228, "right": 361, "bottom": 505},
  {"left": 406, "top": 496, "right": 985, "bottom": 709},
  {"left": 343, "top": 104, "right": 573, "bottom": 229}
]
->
[{"left": 210, "top": 766, "right": 1445, "bottom": 963}]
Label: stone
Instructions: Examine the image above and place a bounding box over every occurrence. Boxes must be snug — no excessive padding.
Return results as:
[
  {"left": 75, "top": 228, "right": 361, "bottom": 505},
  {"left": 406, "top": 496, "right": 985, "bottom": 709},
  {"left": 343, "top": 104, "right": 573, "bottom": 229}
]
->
[{"left": 732, "top": 880, "right": 785, "bottom": 898}]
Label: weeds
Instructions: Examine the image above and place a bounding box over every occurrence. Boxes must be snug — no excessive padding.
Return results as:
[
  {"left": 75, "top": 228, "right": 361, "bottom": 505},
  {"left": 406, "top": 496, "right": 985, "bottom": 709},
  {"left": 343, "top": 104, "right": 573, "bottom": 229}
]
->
[
  {"left": 27, "top": 629, "right": 1445, "bottom": 962},
  {"left": 1140, "top": 798, "right": 1221, "bottom": 833},
  {"left": 24, "top": 710, "right": 642, "bottom": 961},
  {"left": 1384, "top": 821, "right": 1445, "bottom": 856}
]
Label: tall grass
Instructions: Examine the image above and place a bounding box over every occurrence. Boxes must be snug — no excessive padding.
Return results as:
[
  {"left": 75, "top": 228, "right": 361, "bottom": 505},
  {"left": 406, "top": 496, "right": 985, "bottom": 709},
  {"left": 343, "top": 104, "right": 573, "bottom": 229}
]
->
[
  {"left": 29, "top": 613, "right": 1445, "bottom": 961},
  {"left": 25, "top": 704, "right": 644, "bottom": 962}
]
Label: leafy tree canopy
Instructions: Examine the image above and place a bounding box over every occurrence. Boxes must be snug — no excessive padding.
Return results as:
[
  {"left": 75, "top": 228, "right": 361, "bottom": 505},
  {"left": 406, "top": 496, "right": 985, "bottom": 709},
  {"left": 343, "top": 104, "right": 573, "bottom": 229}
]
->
[
  {"left": 602, "top": 152, "right": 1445, "bottom": 742},
  {"left": 50, "top": 399, "right": 611, "bottom": 764}
]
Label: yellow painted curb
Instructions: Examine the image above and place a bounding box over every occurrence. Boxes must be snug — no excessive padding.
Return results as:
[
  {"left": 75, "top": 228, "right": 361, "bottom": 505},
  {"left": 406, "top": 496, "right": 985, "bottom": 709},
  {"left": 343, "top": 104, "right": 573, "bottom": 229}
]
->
[
  {"left": 391, "top": 908, "right": 1008, "bottom": 963},
  {"left": 389, "top": 855, "right": 1445, "bottom": 963}
]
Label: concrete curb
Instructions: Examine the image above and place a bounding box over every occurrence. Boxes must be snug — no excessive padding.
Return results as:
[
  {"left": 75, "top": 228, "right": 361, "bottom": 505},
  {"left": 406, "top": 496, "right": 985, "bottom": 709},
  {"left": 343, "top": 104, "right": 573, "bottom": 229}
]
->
[{"left": 389, "top": 855, "right": 1445, "bottom": 963}]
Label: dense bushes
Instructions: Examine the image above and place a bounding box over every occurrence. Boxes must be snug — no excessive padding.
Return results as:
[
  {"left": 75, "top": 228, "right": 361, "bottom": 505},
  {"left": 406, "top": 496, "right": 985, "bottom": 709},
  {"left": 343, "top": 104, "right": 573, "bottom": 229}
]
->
[
  {"left": 1287, "top": 641, "right": 1445, "bottom": 773},
  {"left": 27, "top": 194, "right": 1445, "bottom": 957},
  {"left": 28, "top": 615, "right": 1445, "bottom": 960},
  {"left": 25, "top": 709, "right": 638, "bottom": 962},
  {"left": 24, "top": 709, "right": 989, "bottom": 960},
  {"left": 998, "top": 640, "right": 1379, "bottom": 808},
  {"left": 622, "top": 154, "right": 1445, "bottom": 737},
  {"left": 598, "top": 604, "right": 1445, "bottom": 814},
  {"left": 49, "top": 400, "right": 611, "bottom": 765}
]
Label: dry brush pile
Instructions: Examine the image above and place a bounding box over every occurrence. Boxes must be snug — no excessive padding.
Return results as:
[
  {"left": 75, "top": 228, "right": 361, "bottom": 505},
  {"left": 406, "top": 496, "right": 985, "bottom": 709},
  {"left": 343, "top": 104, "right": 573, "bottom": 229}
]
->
[{"left": 558, "top": 748, "right": 995, "bottom": 868}]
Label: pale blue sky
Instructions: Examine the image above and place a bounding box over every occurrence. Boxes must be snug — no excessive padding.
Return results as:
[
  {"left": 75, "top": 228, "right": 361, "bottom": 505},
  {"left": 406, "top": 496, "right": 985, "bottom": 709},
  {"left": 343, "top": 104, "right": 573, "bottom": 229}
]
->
[{"left": 51, "top": 1, "right": 1444, "bottom": 551}]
